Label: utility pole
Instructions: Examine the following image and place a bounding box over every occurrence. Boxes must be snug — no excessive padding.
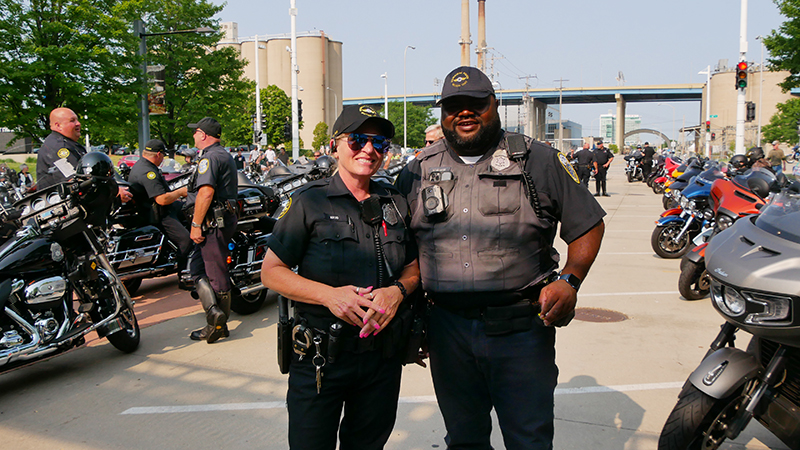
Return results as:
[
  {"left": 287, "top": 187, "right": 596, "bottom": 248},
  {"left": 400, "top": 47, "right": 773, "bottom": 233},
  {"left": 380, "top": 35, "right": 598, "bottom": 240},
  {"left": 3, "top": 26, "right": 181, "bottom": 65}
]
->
[
  {"left": 519, "top": 75, "right": 537, "bottom": 138},
  {"left": 554, "top": 78, "right": 568, "bottom": 151},
  {"left": 735, "top": 0, "right": 748, "bottom": 155},
  {"left": 290, "top": 0, "right": 300, "bottom": 160},
  {"left": 699, "top": 65, "right": 712, "bottom": 157},
  {"left": 255, "top": 34, "right": 261, "bottom": 146}
]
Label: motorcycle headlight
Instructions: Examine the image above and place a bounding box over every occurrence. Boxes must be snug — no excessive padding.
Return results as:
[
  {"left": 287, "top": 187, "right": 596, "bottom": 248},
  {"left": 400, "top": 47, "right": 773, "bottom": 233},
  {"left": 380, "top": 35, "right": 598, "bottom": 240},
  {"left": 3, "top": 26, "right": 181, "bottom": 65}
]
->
[
  {"left": 703, "top": 209, "right": 715, "bottom": 220},
  {"left": 671, "top": 189, "right": 681, "bottom": 199},
  {"left": 744, "top": 292, "right": 791, "bottom": 325},
  {"left": 716, "top": 214, "right": 734, "bottom": 230},
  {"left": 711, "top": 283, "right": 746, "bottom": 317}
]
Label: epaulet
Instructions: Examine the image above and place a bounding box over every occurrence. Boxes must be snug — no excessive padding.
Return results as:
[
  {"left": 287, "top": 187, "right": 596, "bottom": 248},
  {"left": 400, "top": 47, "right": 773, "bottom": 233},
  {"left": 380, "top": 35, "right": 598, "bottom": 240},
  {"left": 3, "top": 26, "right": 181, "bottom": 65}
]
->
[
  {"left": 292, "top": 177, "right": 330, "bottom": 197},
  {"left": 374, "top": 179, "right": 401, "bottom": 194},
  {"left": 415, "top": 140, "right": 447, "bottom": 161}
]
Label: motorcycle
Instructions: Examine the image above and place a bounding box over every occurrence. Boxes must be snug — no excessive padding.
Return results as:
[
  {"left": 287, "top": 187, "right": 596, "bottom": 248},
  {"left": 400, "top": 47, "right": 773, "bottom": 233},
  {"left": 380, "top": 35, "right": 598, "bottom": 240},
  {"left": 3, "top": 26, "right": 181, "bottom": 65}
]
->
[
  {"left": 658, "top": 183, "right": 800, "bottom": 450},
  {"left": 784, "top": 144, "right": 800, "bottom": 163},
  {"left": 662, "top": 158, "right": 706, "bottom": 210},
  {"left": 652, "top": 157, "right": 683, "bottom": 195},
  {"left": 677, "top": 169, "right": 775, "bottom": 300},
  {"left": 0, "top": 153, "right": 140, "bottom": 373},
  {"left": 624, "top": 152, "right": 645, "bottom": 182},
  {"left": 651, "top": 166, "right": 723, "bottom": 259}
]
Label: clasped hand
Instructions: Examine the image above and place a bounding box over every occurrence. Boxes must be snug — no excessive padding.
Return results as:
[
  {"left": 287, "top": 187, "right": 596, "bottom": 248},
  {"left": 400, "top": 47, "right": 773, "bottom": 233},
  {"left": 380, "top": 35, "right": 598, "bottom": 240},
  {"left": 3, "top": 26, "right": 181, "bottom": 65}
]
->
[{"left": 325, "top": 285, "right": 403, "bottom": 337}]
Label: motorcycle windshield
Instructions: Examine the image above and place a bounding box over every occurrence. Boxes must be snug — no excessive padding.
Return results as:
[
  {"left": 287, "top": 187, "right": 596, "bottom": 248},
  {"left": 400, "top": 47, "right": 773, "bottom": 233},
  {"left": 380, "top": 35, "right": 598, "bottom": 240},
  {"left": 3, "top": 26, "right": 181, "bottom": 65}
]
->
[{"left": 754, "top": 189, "right": 800, "bottom": 245}]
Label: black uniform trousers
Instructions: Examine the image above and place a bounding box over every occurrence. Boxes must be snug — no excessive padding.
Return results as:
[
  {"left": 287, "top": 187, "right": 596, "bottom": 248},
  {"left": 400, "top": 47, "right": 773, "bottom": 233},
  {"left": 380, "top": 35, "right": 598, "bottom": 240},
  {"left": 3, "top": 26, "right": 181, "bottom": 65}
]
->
[
  {"left": 189, "top": 212, "right": 237, "bottom": 293},
  {"left": 160, "top": 204, "right": 192, "bottom": 268},
  {"left": 577, "top": 166, "right": 591, "bottom": 189},
  {"left": 642, "top": 160, "right": 653, "bottom": 182},
  {"left": 595, "top": 166, "right": 609, "bottom": 195},
  {"left": 428, "top": 305, "right": 558, "bottom": 450},
  {"left": 288, "top": 347, "right": 403, "bottom": 450}
]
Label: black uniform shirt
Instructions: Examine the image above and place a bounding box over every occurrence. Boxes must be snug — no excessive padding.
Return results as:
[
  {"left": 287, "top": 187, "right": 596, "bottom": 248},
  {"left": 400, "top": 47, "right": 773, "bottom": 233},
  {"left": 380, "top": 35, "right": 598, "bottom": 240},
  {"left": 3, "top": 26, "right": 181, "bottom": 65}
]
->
[
  {"left": 267, "top": 173, "right": 418, "bottom": 317},
  {"left": 396, "top": 132, "right": 606, "bottom": 245},
  {"left": 36, "top": 131, "right": 86, "bottom": 189},
  {"left": 575, "top": 148, "right": 595, "bottom": 168},
  {"left": 592, "top": 147, "right": 614, "bottom": 167},
  {"left": 128, "top": 157, "right": 169, "bottom": 208},
  {"left": 643, "top": 146, "right": 656, "bottom": 163},
  {"left": 187, "top": 143, "right": 238, "bottom": 205}
]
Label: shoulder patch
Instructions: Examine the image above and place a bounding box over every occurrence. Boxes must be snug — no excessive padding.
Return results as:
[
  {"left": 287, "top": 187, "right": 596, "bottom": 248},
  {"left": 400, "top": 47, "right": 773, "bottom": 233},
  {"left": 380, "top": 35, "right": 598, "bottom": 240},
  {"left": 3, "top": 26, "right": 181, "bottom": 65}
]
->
[
  {"left": 558, "top": 153, "right": 580, "bottom": 184},
  {"left": 198, "top": 158, "right": 210, "bottom": 174},
  {"left": 276, "top": 196, "right": 292, "bottom": 219},
  {"left": 146, "top": 171, "right": 156, "bottom": 180},
  {"left": 57, "top": 148, "right": 70, "bottom": 159}
]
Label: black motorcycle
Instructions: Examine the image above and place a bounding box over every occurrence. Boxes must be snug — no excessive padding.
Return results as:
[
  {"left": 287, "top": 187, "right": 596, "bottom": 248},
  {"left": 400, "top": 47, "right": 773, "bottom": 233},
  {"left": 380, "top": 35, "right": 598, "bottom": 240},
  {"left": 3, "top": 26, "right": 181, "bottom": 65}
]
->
[
  {"left": 0, "top": 153, "right": 140, "bottom": 373},
  {"left": 659, "top": 183, "right": 800, "bottom": 449}
]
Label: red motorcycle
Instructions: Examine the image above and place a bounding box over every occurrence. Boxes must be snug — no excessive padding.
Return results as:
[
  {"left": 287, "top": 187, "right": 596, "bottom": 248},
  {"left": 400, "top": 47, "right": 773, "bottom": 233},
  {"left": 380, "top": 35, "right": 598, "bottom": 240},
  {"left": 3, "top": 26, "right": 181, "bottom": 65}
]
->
[{"left": 678, "top": 169, "right": 775, "bottom": 300}]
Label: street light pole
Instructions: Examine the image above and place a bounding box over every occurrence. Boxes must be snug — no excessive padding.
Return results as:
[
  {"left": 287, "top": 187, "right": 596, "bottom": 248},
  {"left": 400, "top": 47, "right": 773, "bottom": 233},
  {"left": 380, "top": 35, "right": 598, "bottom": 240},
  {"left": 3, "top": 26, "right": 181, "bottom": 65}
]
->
[
  {"left": 403, "top": 45, "right": 415, "bottom": 152},
  {"left": 699, "top": 65, "right": 712, "bottom": 157},
  {"left": 290, "top": 0, "right": 300, "bottom": 161},
  {"left": 381, "top": 73, "right": 388, "bottom": 119},
  {"left": 134, "top": 19, "right": 213, "bottom": 154},
  {"left": 756, "top": 35, "right": 764, "bottom": 147}
]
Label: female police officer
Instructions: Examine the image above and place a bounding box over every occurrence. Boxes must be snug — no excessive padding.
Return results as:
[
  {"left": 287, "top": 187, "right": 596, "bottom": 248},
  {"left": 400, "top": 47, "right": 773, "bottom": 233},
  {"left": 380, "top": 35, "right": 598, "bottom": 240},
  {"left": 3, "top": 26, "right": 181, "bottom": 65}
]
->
[{"left": 261, "top": 105, "right": 420, "bottom": 450}]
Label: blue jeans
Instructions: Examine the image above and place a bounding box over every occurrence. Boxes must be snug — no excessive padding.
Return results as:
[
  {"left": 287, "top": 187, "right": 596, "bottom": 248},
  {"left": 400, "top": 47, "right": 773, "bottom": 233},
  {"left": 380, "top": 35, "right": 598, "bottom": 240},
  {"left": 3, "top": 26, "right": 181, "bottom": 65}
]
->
[
  {"left": 429, "top": 305, "right": 558, "bottom": 450},
  {"left": 773, "top": 165, "right": 783, "bottom": 175}
]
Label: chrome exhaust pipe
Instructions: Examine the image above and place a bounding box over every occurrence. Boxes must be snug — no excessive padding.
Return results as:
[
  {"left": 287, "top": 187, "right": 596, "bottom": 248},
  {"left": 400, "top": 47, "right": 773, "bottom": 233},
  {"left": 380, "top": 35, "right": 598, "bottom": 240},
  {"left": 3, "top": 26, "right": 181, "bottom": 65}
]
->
[{"left": 0, "top": 307, "right": 41, "bottom": 366}]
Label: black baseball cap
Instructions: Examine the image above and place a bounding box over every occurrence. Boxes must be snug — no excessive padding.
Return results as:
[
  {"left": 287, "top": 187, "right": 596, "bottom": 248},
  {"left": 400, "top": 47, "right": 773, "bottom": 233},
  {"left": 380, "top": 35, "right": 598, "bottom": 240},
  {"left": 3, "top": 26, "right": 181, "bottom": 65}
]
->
[
  {"left": 331, "top": 105, "right": 395, "bottom": 139},
  {"left": 188, "top": 117, "right": 222, "bottom": 138},
  {"left": 437, "top": 66, "right": 495, "bottom": 104},
  {"left": 144, "top": 139, "right": 167, "bottom": 154}
]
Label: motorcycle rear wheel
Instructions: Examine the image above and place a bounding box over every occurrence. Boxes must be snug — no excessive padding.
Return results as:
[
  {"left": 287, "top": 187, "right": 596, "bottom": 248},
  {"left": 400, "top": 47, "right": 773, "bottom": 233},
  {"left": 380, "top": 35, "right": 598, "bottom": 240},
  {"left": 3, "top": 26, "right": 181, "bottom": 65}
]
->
[
  {"left": 658, "top": 385, "right": 742, "bottom": 450},
  {"left": 106, "top": 305, "right": 140, "bottom": 353},
  {"left": 231, "top": 288, "right": 268, "bottom": 315},
  {"left": 652, "top": 224, "right": 692, "bottom": 259},
  {"left": 678, "top": 261, "right": 710, "bottom": 300},
  {"left": 123, "top": 278, "right": 142, "bottom": 297}
]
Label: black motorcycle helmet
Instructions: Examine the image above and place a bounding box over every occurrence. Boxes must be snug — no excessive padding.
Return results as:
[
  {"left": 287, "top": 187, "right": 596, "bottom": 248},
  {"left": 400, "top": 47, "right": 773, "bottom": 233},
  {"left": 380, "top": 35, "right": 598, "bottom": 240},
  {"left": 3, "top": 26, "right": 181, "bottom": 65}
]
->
[
  {"left": 75, "top": 152, "right": 118, "bottom": 226},
  {"left": 76, "top": 151, "right": 115, "bottom": 179},
  {"left": 314, "top": 155, "right": 337, "bottom": 173},
  {"left": 729, "top": 154, "right": 748, "bottom": 170},
  {"left": 746, "top": 147, "right": 765, "bottom": 166},
  {"left": 266, "top": 165, "right": 293, "bottom": 178}
]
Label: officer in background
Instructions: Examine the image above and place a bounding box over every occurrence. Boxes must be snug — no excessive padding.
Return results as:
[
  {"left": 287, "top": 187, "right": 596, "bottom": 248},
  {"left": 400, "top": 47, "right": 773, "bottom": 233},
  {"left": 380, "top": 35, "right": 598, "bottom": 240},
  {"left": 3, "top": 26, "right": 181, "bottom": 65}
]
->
[
  {"left": 574, "top": 142, "right": 594, "bottom": 188},
  {"left": 642, "top": 142, "right": 656, "bottom": 182},
  {"left": 186, "top": 117, "right": 238, "bottom": 343},
  {"left": 593, "top": 140, "right": 614, "bottom": 196},
  {"left": 127, "top": 139, "right": 192, "bottom": 273},
  {"left": 37, "top": 107, "right": 132, "bottom": 201},
  {"left": 395, "top": 66, "right": 606, "bottom": 449}
]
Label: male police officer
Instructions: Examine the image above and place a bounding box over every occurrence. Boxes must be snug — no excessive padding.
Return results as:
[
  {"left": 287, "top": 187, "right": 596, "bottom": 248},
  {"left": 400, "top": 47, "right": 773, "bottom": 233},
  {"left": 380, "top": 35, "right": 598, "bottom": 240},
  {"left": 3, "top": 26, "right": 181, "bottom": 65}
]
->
[
  {"left": 574, "top": 142, "right": 595, "bottom": 188},
  {"left": 396, "top": 66, "right": 606, "bottom": 449},
  {"left": 37, "top": 107, "right": 133, "bottom": 202},
  {"left": 127, "top": 139, "right": 192, "bottom": 272},
  {"left": 593, "top": 140, "right": 614, "bottom": 196},
  {"left": 186, "top": 117, "right": 238, "bottom": 343}
]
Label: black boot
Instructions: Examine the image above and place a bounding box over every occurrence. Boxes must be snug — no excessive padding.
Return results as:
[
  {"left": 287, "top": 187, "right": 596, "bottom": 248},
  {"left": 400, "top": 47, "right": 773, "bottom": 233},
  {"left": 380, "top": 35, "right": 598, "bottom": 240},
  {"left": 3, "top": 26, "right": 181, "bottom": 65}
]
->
[
  {"left": 190, "top": 278, "right": 228, "bottom": 343},
  {"left": 206, "top": 291, "right": 231, "bottom": 344}
]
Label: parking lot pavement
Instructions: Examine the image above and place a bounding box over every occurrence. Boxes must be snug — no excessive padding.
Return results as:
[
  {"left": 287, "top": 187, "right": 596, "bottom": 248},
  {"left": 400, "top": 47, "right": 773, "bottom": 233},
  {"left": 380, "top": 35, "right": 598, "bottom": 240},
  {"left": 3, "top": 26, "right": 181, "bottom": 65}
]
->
[{"left": 0, "top": 164, "right": 789, "bottom": 449}]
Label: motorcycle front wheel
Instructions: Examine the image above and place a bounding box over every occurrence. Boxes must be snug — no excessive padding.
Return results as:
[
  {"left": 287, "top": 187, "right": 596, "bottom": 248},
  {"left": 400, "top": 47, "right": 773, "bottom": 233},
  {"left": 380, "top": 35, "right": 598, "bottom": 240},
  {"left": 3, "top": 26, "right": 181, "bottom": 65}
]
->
[
  {"left": 231, "top": 288, "right": 268, "bottom": 315},
  {"left": 678, "top": 261, "right": 710, "bottom": 300},
  {"left": 123, "top": 278, "right": 142, "bottom": 297},
  {"left": 627, "top": 171, "right": 634, "bottom": 182},
  {"left": 653, "top": 182, "right": 666, "bottom": 195},
  {"left": 662, "top": 195, "right": 679, "bottom": 210},
  {"left": 105, "top": 305, "right": 140, "bottom": 353},
  {"left": 651, "top": 224, "right": 692, "bottom": 259},
  {"left": 658, "top": 385, "right": 743, "bottom": 450}
]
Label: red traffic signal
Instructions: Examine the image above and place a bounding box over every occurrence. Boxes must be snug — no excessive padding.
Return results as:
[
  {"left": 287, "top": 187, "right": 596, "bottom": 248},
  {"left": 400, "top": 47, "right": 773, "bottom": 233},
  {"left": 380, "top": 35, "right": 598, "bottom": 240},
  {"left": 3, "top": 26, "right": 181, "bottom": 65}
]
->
[
  {"left": 705, "top": 121, "right": 711, "bottom": 132},
  {"left": 736, "top": 61, "right": 748, "bottom": 89}
]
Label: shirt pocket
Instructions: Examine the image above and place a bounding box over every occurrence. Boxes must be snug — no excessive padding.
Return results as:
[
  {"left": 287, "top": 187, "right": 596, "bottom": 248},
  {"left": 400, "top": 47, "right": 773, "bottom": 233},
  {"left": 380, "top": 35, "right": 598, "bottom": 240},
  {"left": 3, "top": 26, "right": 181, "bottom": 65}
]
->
[
  {"left": 477, "top": 172, "right": 522, "bottom": 216},
  {"left": 381, "top": 224, "right": 409, "bottom": 272},
  {"left": 315, "top": 221, "right": 359, "bottom": 278}
]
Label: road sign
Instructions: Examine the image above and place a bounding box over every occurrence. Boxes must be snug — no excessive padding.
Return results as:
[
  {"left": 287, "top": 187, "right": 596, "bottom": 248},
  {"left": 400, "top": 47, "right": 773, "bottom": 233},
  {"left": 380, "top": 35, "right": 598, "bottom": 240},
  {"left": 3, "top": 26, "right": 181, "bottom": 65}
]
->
[{"left": 710, "top": 115, "right": 718, "bottom": 118}]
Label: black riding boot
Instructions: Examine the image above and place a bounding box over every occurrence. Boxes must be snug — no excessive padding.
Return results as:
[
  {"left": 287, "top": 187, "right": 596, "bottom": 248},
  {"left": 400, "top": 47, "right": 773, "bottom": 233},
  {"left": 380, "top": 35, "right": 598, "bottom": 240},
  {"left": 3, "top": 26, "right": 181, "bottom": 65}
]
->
[{"left": 189, "top": 278, "right": 228, "bottom": 343}]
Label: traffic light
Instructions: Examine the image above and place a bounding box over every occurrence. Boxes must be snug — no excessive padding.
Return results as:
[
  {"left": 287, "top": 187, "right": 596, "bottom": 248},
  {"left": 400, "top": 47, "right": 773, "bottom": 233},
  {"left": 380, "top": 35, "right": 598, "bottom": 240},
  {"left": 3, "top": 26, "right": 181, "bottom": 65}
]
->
[
  {"left": 705, "top": 121, "right": 711, "bottom": 132},
  {"left": 261, "top": 113, "right": 267, "bottom": 129},
  {"left": 297, "top": 99, "right": 303, "bottom": 122},
  {"left": 735, "top": 61, "right": 748, "bottom": 89},
  {"left": 746, "top": 102, "right": 756, "bottom": 122},
  {"left": 711, "top": 132, "right": 716, "bottom": 140},
  {"left": 283, "top": 121, "right": 291, "bottom": 141}
]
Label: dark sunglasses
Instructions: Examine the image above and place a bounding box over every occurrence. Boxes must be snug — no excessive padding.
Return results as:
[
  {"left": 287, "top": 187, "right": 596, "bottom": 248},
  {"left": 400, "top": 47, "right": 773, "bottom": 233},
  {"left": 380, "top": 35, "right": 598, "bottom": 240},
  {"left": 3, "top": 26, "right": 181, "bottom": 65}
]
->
[
  {"left": 425, "top": 140, "right": 436, "bottom": 145},
  {"left": 347, "top": 133, "right": 391, "bottom": 154},
  {"left": 441, "top": 96, "right": 493, "bottom": 116}
]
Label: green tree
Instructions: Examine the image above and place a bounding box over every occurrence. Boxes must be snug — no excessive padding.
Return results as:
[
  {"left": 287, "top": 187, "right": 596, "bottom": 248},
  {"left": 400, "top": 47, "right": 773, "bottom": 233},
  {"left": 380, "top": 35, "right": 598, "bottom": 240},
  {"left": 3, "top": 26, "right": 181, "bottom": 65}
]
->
[
  {"left": 311, "top": 122, "right": 329, "bottom": 150},
  {"left": 763, "top": 0, "right": 800, "bottom": 91},
  {"left": 260, "top": 85, "right": 293, "bottom": 146},
  {"left": 761, "top": 97, "right": 800, "bottom": 143},
  {"left": 379, "top": 101, "right": 437, "bottom": 149},
  {"left": 0, "top": 0, "right": 140, "bottom": 144}
]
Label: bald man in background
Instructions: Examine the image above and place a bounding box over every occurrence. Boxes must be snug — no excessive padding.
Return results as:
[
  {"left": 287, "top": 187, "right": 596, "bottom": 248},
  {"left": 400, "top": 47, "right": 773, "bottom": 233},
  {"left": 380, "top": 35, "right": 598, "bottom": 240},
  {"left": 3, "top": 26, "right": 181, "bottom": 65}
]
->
[{"left": 37, "top": 107, "right": 131, "bottom": 200}]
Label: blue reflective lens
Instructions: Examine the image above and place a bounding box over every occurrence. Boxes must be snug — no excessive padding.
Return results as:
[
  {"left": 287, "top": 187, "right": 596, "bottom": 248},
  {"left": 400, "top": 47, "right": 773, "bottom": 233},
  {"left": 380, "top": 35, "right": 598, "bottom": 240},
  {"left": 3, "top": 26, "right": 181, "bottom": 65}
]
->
[{"left": 228, "top": 243, "right": 235, "bottom": 251}]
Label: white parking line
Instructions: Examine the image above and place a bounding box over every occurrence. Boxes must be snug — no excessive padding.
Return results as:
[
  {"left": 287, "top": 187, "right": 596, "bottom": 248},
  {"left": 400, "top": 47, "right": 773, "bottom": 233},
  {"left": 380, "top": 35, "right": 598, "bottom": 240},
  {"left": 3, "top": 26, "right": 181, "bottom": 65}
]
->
[
  {"left": 119, "top": 382, "right": 685, "bottom": 415},
  {"left": 580, "top": 291, "right": 679, "bottom": 297}
]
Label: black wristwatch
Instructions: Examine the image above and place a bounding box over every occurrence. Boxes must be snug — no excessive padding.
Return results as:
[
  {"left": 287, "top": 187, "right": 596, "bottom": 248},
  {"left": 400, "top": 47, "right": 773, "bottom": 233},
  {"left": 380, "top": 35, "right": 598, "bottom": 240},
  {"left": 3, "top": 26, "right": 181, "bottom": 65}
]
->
[
  {"left": 391, "top": 280, "right": 408, "bottom": 300},
  {"left": 558, "top": 273, "right": 581, "bottom": 292}
]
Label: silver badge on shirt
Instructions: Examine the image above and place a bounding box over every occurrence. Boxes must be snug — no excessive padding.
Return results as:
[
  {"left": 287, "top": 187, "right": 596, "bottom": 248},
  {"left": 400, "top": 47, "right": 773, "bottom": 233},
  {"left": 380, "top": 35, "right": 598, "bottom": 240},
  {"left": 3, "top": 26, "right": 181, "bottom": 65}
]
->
[
  {"left": 382, "top": 203, "right": 398, "bottom": 226},
  {"left": 490, "top": 149, "right": 511, "bottom": 171}
]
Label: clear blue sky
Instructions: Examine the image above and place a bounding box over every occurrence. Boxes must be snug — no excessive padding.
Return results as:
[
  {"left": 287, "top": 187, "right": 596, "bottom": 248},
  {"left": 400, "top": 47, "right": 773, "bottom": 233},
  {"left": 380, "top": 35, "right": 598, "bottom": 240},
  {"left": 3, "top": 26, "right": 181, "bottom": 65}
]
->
[{"left": 215, "top": 0, "right": 784, "bottom": 145}]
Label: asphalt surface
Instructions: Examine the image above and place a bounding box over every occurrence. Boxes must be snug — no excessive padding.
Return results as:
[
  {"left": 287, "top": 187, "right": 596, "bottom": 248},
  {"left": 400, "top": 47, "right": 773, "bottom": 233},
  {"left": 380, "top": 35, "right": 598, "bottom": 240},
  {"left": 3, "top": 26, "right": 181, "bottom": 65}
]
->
[{"left": 0, "top": 164, "right": 790, "bottom": 450}]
